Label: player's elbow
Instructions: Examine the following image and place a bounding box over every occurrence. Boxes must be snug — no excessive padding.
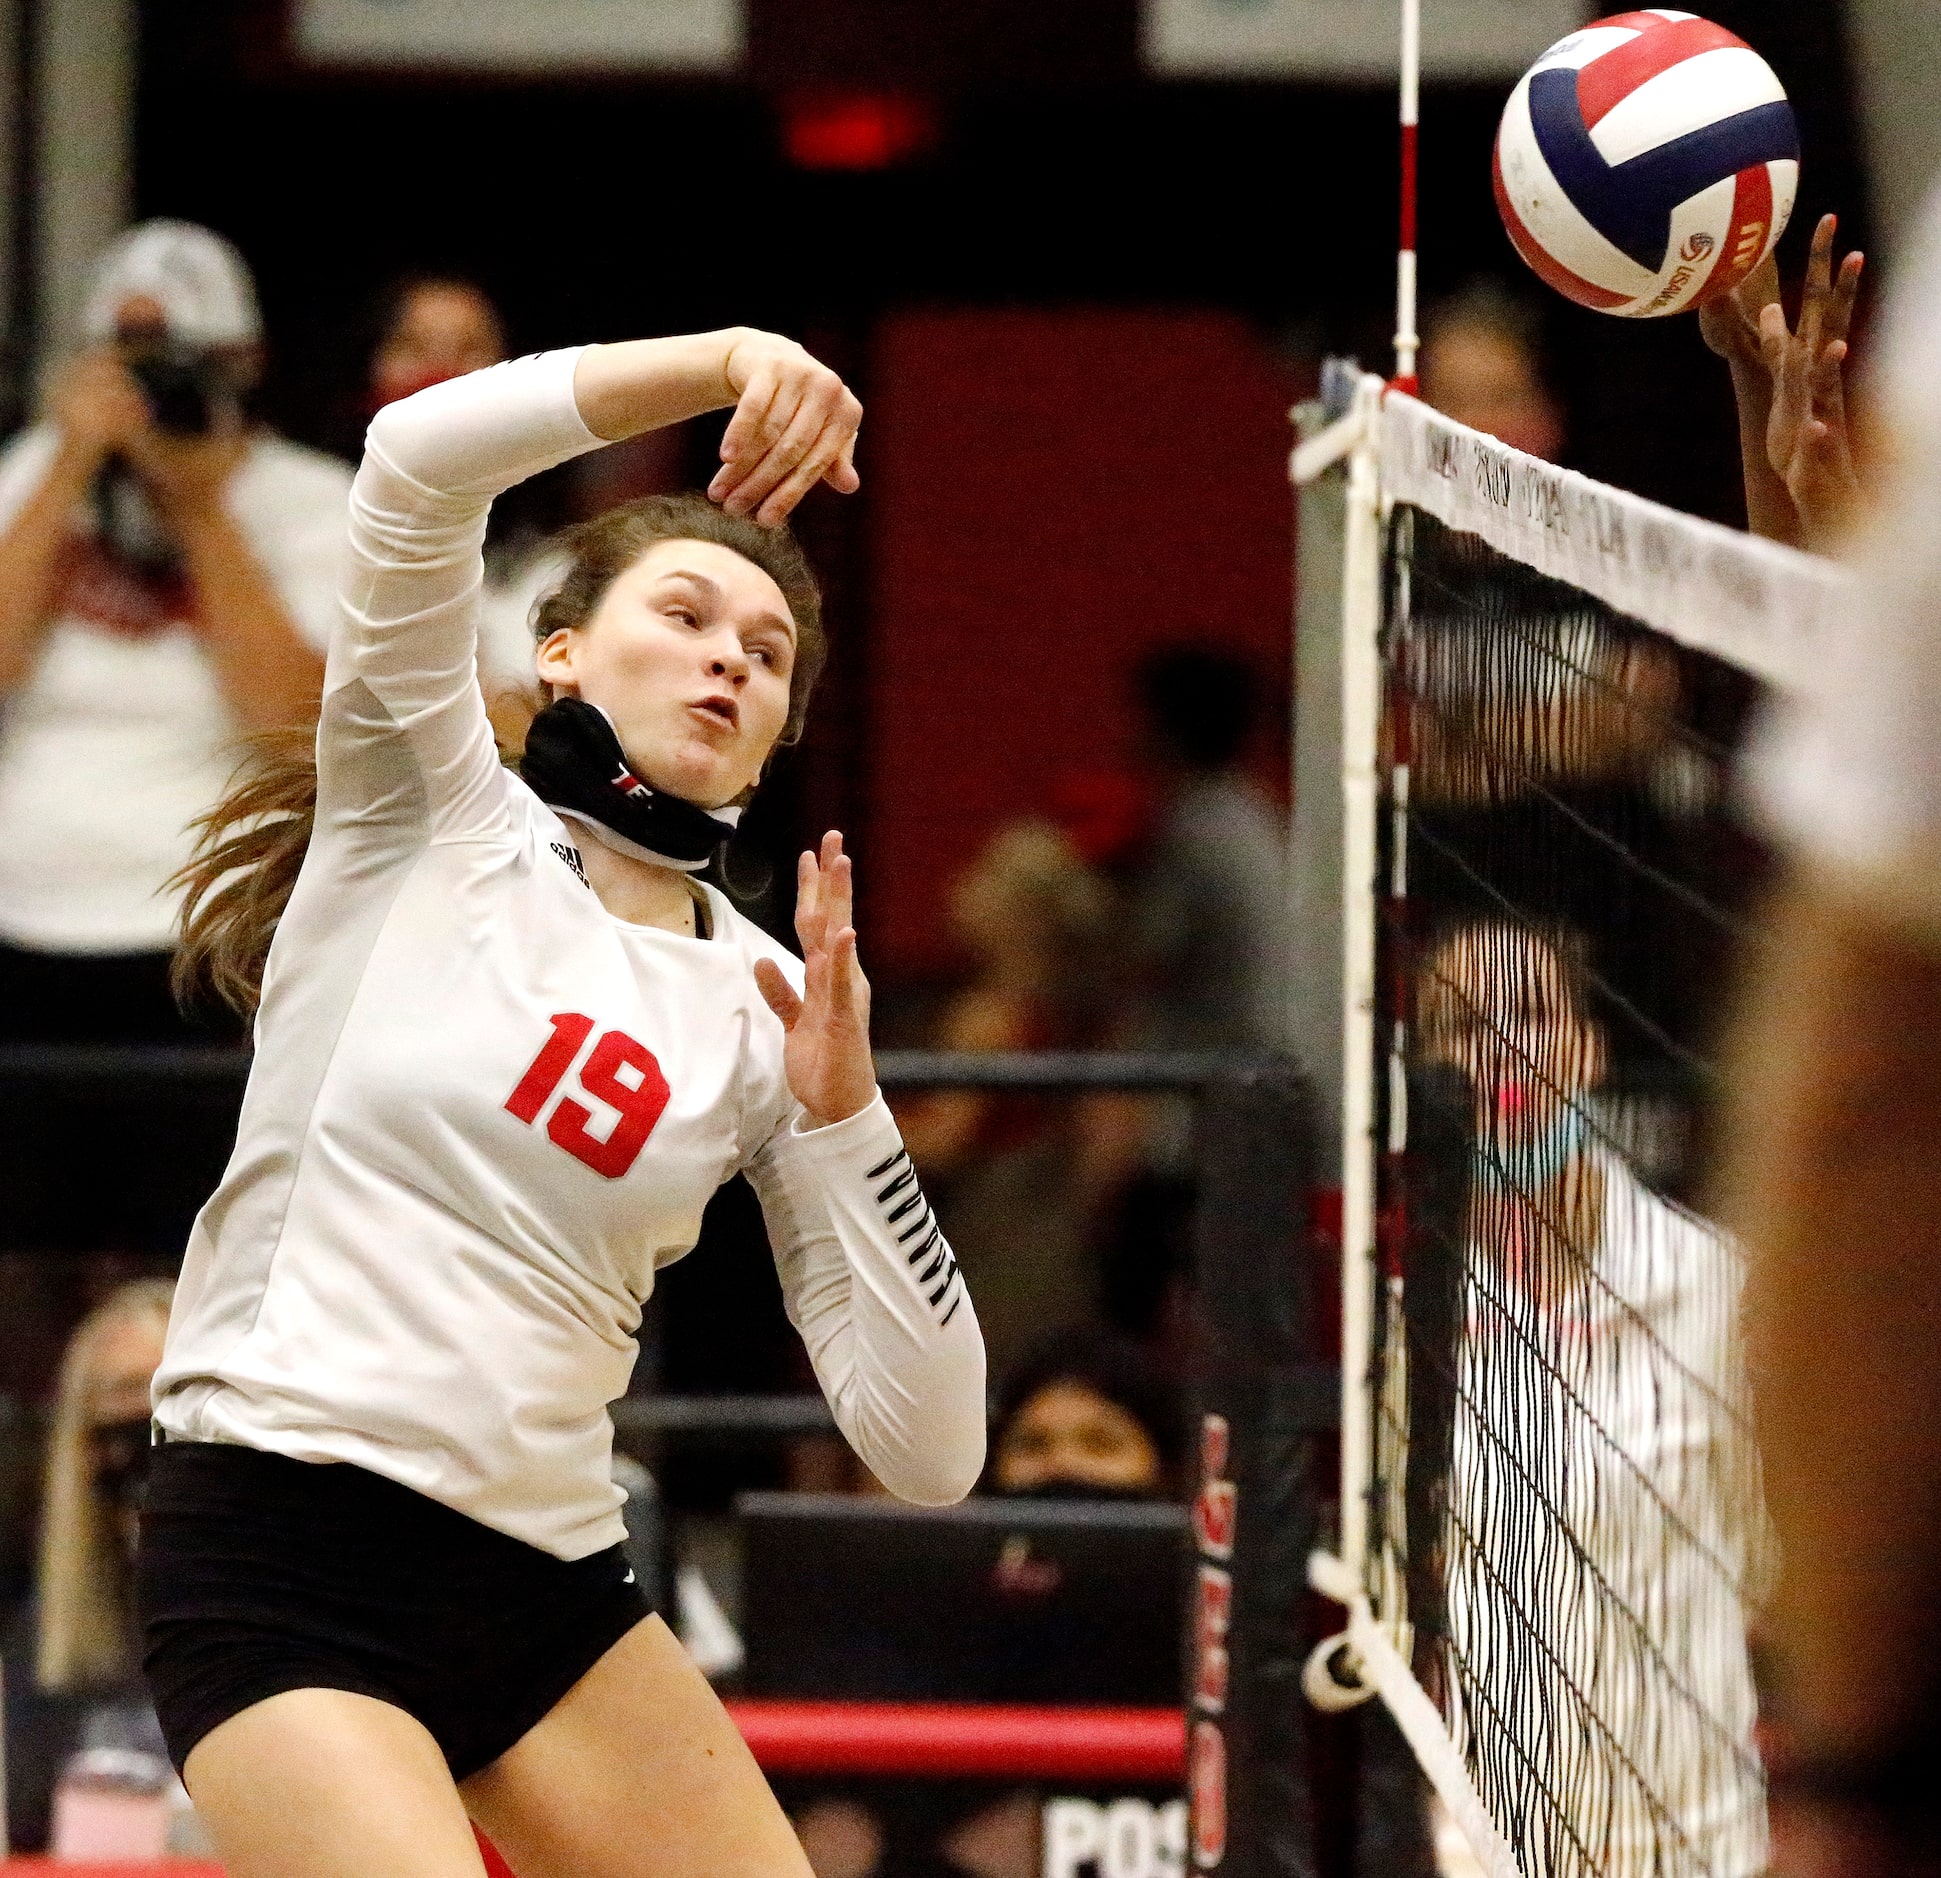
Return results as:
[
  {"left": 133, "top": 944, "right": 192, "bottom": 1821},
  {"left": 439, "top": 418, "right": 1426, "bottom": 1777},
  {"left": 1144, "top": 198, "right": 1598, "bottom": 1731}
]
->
[
  {"left": 359, "top": 390, "right": 464, "bottom": 499},
  {"left": 359, "top": 399, "right": 418, "bottom": 479},
  {"left": 858, "top": 1368, "right": 988, "bottom": 1505},
  {"left": 883, "top": 1420, "right": 986, "bottom": 1507}
]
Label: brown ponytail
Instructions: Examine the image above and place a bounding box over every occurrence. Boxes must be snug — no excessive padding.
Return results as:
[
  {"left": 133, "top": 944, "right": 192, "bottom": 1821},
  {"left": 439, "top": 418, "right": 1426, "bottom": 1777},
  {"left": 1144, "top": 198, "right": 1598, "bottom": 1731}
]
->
[{"left": 172, "top": 492, "right": 826, "bottom": 1019}]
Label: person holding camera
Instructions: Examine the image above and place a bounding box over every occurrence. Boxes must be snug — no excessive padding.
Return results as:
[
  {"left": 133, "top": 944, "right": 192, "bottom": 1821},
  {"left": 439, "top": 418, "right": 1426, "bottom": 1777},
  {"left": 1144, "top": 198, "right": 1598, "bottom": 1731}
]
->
[
  {"left": 0, "top": 220, "right": 348, "bottom": 982},
  {"left": 0, "top": 220, "right": 351, "bottom": 1250}
]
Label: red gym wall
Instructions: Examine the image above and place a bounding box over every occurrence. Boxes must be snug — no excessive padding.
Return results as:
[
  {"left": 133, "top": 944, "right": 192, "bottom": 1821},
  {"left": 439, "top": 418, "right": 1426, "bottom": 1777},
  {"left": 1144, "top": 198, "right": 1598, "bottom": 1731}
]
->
[{"left": 865, "top": 306, "right": 1298, "bottom": 980}]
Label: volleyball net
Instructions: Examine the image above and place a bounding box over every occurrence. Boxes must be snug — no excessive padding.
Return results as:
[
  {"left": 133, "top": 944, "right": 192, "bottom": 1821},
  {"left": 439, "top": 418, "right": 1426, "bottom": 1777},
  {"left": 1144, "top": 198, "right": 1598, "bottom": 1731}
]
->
[{"left": 1297, "top": 382, "right": 1849, "bottom": 1878}]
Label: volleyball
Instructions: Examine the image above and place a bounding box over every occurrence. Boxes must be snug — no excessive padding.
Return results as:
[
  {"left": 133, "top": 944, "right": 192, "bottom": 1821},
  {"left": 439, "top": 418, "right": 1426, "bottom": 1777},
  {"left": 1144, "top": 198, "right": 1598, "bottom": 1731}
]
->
[{"left": 1493, "top": 11, "right": 1799, "bottom": 319}]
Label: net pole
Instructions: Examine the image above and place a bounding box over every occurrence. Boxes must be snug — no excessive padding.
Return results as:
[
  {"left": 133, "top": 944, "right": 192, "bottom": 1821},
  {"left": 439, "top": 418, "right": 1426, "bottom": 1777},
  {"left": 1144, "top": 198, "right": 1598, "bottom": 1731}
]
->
[{"left": 1393, "top": 0, "right": 1421, "bottom": 393}]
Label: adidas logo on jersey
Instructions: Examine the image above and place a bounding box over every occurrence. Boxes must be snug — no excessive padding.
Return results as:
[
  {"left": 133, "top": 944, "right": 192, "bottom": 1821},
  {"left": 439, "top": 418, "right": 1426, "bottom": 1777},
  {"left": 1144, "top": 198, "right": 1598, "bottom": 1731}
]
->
[{"left": 550, "top": 841, "right": 590, "bottom": 888}]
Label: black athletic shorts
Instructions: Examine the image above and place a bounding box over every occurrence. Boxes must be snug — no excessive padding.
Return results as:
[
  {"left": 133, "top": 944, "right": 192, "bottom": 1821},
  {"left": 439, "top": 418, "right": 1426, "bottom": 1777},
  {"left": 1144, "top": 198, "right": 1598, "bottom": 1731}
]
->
[{"left": 137, "top": 1441, "right": 651, "bottom": 1779}]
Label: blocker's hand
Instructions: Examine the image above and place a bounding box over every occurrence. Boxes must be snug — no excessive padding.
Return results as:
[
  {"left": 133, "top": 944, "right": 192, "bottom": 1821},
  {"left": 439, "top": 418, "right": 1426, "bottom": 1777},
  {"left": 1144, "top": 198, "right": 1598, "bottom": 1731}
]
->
[
  {"left": 755, "top": 831, "right": 878, "bottom": 1128},
  {"left": 1698, "top": 252, "right": 1781, "bottom": 370},
  {"left": 1760, "top": 214, "right": 1865, "bottom": 550},
  {"left": 709, "top": 331, "right": 862, "bottom": 527}
]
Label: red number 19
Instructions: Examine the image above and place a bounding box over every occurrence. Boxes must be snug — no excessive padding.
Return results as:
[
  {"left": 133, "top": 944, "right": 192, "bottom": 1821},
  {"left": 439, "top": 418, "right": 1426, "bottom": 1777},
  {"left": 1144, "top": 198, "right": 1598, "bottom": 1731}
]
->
[{"left": 503, "top": 1012, "right": 670, "bottom": 1180}]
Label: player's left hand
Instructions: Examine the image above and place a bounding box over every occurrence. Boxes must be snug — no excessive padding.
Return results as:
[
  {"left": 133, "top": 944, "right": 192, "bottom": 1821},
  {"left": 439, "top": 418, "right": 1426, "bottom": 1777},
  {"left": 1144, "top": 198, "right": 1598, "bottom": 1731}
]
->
[
  {"left": 755, "top": 831, "right": 878, "bottom": 1128},
  {"left": 1760, "top": 213, "right": 1866, "bottom": 551}
]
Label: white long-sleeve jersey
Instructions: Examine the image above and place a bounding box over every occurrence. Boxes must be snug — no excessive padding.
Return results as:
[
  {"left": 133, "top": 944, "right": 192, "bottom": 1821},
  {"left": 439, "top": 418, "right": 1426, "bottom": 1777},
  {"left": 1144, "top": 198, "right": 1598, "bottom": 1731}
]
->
[
  {"left": 153, "top": 349, "right": 985, "bottom": 1559},
  {"left": 1447, "top": 1157, "right": 1767, "bottom": 1878}
]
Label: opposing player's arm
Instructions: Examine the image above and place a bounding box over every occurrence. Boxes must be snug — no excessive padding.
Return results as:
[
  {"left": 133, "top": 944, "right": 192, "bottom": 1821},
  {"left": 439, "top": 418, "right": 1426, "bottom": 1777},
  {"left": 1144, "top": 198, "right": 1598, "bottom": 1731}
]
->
[
  {"left": 1702, "top": 215, "right": 1865, "bottom": 553},
  {"left": 1760, "top": 215, "right": 1866, "bottom": 553},
  {"left": 1701, "top": 252, "right": 1800, "bottom": 545},
  {"left": 1719, "top": 876, "right": 1941, "bottom": 1772}
]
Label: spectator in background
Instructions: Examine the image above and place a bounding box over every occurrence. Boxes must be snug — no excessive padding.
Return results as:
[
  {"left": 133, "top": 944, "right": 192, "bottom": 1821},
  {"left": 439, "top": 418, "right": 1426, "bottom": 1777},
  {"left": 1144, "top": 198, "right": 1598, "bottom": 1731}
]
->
[
  {"left": 1408, "top": 282, "right": 1710, "bottom": 1115},
  {"left": 810, "top": 1332, "right": 1186, "bottom": 1878},
  {"left": 1071, "top": 649, "right": 1288, "bottom": 1371},
  {"left": 987, "top": 1326, "right": 1183, "bottom": 1501},
  {"left": 365, "top": 273, "right": 505, "bottom": 412},
  {"left": 898, "top": 819, "right": 1113, "bottom": 1169},
  {"left": 1418, "top": 281, "right": 1565, "bottom": 463},
  {"left": 1418, "top": 918, "right": 1768, "bottom": 1878},
  {"left": 1412, "top": 285, "right": 1678, "bottom": 801},
  {"left": 0, "top": 222, "right": 347, "bottom": 1009},
  {"left": 895, "top": 821, "right": 1115, "bottom": 1381},
  {"left": 1126, "top": 645, "right": 1288, "bottom": 1055},
  {"left": 0, "top": 221, "right": 350, "bottom": 1256},
  {"left": 3, "top": 1282, "right": 178, "bottom": 1853}
]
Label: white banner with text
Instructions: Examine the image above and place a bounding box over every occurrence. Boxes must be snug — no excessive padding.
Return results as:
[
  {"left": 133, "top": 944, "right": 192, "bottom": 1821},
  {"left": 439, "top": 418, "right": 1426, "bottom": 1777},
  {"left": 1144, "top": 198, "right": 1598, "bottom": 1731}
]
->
[
  {"left": 1144, "top": 0, "right": 1589, "bottom": 80},
  {"left": 295, "top": 0, "right": 744, "bottom": 73}
]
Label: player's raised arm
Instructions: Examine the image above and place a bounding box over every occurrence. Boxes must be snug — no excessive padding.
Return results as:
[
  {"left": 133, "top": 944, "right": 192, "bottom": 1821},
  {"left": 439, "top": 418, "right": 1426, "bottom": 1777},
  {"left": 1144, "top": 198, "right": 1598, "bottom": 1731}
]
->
[
  {"left": 1759, "top": 214, "right": 1866, "bottom": 552},
  {"left": 1701, "top": 214, "right": 1866, "bottom": 552},
  {"left": 1701, "top": 253, "right": 1802, "bottom": 545}
]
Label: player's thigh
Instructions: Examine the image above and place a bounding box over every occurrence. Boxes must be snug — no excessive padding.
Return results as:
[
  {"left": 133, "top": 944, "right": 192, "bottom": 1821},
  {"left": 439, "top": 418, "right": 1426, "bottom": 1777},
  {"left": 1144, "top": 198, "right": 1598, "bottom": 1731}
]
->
[
  {"left": 462, "top": 1613, "right": 812, "bottom": 1878},
  {"left": 183, "top": 1686, "right": 487, "bottom": 1878}
]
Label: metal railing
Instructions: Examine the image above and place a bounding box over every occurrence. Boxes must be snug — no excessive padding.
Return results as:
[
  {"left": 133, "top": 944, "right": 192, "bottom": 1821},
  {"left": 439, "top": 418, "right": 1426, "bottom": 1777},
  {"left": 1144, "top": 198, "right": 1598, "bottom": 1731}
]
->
[
  {"left": 0, "top": 1044, "right": 1265, "bottom": 1095},
  {"left": 0, "top": 1046, "right": 1334, "bottom": 1445}
]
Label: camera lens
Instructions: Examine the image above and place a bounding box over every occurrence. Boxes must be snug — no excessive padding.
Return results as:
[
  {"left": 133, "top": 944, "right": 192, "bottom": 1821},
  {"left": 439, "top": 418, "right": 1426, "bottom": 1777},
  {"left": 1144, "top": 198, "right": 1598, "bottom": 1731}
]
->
[{"left": 126, "top": 345, "right": 220, "bottom": 437}]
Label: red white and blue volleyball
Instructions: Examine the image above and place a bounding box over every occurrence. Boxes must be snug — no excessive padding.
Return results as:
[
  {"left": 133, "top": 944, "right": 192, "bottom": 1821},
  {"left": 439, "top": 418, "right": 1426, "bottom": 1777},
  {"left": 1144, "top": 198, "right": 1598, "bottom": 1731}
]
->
[{"left": 1494, "top": 11, "right": 1799, "bottom": 319}]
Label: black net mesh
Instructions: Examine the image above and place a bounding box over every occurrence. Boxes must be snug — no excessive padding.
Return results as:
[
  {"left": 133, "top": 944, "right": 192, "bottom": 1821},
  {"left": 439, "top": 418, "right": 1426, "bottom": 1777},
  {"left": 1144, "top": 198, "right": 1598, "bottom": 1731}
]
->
[{"left": 1370, "top": 507, "right": 1774, "bottom": 1878}]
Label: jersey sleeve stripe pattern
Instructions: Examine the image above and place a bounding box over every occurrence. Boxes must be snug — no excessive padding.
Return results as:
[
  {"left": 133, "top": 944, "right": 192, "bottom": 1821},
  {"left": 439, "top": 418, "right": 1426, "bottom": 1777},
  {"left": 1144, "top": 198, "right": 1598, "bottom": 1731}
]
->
[{"left": 866, "top": 1146, "right": 963, "bottom": 1319}]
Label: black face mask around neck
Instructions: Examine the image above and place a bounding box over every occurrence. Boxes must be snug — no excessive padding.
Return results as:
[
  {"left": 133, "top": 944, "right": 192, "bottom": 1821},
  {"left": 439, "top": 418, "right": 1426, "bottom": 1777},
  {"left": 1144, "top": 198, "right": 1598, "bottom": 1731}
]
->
[{"left": 519, "top": 697, "right": 739, "bottom": 873}]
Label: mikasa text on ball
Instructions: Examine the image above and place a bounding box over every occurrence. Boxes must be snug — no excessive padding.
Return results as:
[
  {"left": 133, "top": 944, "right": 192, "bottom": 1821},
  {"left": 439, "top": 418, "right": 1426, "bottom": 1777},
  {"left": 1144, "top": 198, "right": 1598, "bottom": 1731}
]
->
[{"left": 1494, "top": 10, "right": 1799, "bottom": 319}]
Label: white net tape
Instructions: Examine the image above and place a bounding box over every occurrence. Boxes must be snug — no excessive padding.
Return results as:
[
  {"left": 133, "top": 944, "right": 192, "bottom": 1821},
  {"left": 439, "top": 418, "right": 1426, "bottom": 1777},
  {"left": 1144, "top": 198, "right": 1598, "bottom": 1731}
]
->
[{"left": 1379, "top": 394, "right": 1849, "bottom": 692}]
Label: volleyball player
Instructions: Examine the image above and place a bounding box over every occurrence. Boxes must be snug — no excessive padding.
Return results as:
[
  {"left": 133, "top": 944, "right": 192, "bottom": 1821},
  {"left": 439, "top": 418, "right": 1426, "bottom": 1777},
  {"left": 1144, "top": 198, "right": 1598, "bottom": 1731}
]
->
[
  {"left": 1418, "top": 920, "right": 1767, "bottom": 1878},
  {"left": 136, "top": 331, "right": 987, "bottom": 1878},
  {"left": 1725, "top": 178, "right": 1941, "bottom": 1876}
]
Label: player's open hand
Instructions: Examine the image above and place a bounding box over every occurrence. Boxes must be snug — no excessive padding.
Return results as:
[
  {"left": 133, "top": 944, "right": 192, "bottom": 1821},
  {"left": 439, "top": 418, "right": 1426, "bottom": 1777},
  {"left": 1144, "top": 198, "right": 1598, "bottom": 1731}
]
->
[
  {"left": 754, "top": 831, "right": 877, "bottom": 1128},
  {"left": 1761, "top": 214, "right": 1865, "bottom": 551},
  {"left": 709, "top": 332, "right": 862, "bottom": 528}
]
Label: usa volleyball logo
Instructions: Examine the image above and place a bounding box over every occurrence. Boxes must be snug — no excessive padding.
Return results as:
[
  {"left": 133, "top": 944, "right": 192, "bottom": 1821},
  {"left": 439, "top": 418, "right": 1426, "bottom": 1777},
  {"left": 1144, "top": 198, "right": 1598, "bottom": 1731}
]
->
[{"left": 1494, "top": 11, "right": 1799, "bottom": 319}]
